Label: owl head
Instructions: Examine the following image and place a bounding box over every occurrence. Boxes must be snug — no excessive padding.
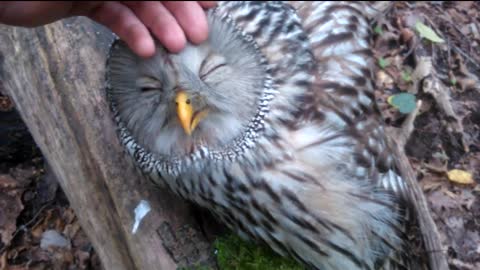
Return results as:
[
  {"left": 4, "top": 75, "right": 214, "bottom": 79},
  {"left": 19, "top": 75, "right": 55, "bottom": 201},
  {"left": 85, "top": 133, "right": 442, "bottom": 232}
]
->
[{"left": 106, "top": 8, "right": 272, "bottom": 165}]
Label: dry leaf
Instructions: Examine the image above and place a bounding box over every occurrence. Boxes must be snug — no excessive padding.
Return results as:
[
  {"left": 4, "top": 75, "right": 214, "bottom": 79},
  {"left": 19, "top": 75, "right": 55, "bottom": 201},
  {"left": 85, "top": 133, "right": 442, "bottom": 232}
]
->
[
  {"left": 447, "top": 169, "right": 474, "bottom": 184},
  {"left": 376, "top": 70, "right": 394, "bottom": 87},
  {"left": 415, "top": 21, "right": 445, "bottom": 43},
  {"left": 0, "top": 175, "right": 24, "bottom": 247}
]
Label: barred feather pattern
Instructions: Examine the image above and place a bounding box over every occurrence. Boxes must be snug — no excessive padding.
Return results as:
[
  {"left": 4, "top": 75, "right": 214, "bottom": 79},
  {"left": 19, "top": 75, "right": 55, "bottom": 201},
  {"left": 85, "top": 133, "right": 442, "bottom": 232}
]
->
[{"left": 106, "top": 1, "right": 414, "bottom": 270}]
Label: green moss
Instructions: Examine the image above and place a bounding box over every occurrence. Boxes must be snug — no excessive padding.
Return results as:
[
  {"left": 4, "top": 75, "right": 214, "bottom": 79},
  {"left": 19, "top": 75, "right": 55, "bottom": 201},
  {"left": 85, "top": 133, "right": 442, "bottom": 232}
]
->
[{"left": 214, "top": 233, "right": 305, "bottom": 270}]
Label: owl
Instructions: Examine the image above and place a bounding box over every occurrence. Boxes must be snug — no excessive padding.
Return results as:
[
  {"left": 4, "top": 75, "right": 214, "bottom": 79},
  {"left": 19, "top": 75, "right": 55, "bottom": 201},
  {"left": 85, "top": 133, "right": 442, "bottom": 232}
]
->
[{"left": 106, "top": 1, "right": 414, "bottom": 270}]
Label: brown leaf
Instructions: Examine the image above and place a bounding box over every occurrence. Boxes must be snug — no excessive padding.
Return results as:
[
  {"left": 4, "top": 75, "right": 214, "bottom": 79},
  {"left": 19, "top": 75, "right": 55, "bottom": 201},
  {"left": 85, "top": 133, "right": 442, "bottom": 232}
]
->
[
  {"left": 63, "top": 223, "right": 80, "bottom": 241},
  {"left": 447, "top": 9, "right": 469, "bottom": 25},
  {"left": 28, "top": 247, "right": 51, "bottom": 264},
  {"left": 421, "top": 180, "right": 443, "bottom": 192},
  {"left": 51, "top": 249, "right": 74, "bottom": 270},
  {"left": 428, "top": 188, "right": 460, "bottom": 211},
  {"left": 74, "top": 250, "right": 91, "bottom": 270},
  {"left": 401, "top": 28, "right": 415, "bottom": 43},
  {"left": 62, "top": 208, "right": 76, "bottom": 225},
  {"left": 457, "top": 1, "right": 475, "bottom": 10},
  {"left": 0, "top": 96, "right": 14, "bottom": 112},
  {"left": 0, "top": 175, "right": 24, "bottom": 247},
  {"left": 31, "top": 210, "right": 54, "bottom": 240}
]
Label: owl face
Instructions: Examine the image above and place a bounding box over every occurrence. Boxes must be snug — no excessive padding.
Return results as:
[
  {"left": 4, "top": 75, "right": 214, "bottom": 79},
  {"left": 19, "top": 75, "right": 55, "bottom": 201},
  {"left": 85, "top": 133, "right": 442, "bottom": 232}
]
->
[{"left": 107, "top": 11, "right": 268, "bottom": 158}]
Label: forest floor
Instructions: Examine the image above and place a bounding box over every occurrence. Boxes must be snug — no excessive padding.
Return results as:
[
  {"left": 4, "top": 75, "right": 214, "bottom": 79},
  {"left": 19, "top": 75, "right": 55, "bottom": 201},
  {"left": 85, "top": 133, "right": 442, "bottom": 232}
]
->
[{"left": 1, "top": 1, "right": 479, "bottom": 270}]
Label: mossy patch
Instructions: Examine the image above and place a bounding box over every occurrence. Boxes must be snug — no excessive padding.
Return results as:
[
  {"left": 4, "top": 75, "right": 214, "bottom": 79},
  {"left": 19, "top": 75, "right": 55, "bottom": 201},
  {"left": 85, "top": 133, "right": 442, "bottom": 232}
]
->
[{"left": 213, "top": 233, "right": 305, "bottom": 270}]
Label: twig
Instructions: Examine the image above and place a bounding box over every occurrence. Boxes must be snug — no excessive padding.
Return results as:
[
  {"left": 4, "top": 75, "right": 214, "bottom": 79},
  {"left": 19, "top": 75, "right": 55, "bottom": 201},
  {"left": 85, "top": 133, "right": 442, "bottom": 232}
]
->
[
  {"left": 452, "top": 46, "right": 480, "bottom": 70},
  {"left": 387, "top": 100, "right": 450, "bottom": 270},
  {"left": 423, "top": 8, "right": 480, "bottom": 70}
]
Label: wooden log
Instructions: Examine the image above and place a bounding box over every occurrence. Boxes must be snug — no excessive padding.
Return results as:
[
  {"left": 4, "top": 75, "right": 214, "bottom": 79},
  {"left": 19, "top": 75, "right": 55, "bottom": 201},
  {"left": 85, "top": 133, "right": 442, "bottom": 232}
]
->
[{"left": 0, "top": 17, "right": 216, "bottom": 270}]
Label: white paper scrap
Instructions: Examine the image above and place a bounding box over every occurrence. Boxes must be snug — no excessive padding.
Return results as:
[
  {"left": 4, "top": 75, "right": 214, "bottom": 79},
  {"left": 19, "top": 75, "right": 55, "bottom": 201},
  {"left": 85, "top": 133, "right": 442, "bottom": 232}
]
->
[{"left": 132, "top": 200, "right": 151, "bottom": 234}]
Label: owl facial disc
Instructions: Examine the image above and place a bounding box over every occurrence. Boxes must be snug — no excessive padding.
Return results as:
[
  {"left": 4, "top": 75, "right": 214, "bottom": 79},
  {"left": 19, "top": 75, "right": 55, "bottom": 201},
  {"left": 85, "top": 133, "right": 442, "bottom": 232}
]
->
[{"left": 105, "top": 5, "right": 275, "bottom": 173}]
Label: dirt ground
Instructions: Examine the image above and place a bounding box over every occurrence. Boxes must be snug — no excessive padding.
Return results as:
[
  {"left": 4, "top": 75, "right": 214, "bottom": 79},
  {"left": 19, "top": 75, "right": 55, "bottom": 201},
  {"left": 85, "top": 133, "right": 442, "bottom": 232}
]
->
[
  {"left": 371, "top": 2, "right": 480, "bottom": 269},
  {"left": 0, "top": 1, "right": 479, "bottom": 270}
]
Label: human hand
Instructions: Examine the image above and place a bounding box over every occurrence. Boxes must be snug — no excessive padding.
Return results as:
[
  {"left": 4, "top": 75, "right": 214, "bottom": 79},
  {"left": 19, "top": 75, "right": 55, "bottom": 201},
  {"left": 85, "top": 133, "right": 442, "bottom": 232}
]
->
[{"left": 0, "top": 1, "right": 217, "bottom": 58}]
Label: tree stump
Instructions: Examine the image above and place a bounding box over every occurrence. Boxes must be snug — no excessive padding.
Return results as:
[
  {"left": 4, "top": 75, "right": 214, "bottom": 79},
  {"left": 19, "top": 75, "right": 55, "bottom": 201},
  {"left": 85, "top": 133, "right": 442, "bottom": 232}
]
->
[{"left": 0, "top": 17, "right": 216, "bottom": 270}]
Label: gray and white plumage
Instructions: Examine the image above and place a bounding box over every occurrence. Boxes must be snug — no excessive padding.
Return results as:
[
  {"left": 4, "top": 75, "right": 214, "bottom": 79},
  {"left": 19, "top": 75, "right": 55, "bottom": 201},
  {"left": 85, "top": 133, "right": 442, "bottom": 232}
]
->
[{"left": 106, "top": 2, "right": 414, "bottom": 269}]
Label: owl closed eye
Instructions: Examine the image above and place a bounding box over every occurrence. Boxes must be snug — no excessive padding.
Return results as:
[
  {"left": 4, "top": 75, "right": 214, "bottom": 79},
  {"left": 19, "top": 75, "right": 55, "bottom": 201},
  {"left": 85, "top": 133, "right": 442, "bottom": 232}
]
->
[{"left": 136, "top": 76, "right": 163, "bottom": 93}]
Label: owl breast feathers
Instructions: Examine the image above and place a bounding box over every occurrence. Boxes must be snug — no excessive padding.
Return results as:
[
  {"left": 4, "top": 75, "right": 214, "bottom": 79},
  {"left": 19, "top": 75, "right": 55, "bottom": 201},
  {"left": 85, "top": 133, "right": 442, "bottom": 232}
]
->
[{"left": 106, "top": 1, "right": 414, "bottom": 269}]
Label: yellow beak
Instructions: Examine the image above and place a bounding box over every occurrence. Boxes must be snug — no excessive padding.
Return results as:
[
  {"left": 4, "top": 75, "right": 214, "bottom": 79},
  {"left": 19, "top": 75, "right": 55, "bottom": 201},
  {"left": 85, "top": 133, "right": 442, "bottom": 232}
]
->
[{"left": 175, "top": 91, "right": 208, "bottom": 135}]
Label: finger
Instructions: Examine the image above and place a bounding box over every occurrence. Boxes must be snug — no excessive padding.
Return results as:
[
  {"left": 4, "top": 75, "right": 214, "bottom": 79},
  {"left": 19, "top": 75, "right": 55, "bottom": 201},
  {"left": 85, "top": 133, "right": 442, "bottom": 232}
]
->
[
  {"left": 88, "top": 2, "right": 155, "bottom": 58},
  {"left": 123, "top": 1, "right": 186, "bottom": 53},
  {"left": 163, "top": 1, "right": 209, "bottom": 44},
  {"left": 198, "top": 1, "right": 217, "bottom": 9}
]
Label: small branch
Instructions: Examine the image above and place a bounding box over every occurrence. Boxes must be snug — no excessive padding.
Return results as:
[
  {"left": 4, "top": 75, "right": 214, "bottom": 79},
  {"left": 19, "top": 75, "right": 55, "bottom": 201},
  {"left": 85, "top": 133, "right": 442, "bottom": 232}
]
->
[
  {"left": 391, "top": 100, "right": 423, "bottom": 147},
  {"left": 387, "top": 101, "right": 450, "bottom": 270}
]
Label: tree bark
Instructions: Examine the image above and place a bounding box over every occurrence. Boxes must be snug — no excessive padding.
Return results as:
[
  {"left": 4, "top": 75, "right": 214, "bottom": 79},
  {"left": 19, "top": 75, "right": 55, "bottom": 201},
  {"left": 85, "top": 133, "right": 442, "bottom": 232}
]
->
[{"left": 0, "top": 18, "right": 216, "bottom": 270}]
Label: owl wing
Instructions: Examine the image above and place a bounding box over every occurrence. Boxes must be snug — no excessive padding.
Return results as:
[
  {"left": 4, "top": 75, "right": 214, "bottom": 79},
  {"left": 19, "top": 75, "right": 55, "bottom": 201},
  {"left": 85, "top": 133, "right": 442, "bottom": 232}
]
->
[
  {"left": 213, "top": 2, "right": 412, "bottom": 269},
  {"left": 288, "top": 1, "right": 411, "bottom": 202},
  {"left": 217, "top": 1, "right": 409, "bottom": 199},
  {"left": 287, "top": 2, "right": 414, "bottom": 268}
]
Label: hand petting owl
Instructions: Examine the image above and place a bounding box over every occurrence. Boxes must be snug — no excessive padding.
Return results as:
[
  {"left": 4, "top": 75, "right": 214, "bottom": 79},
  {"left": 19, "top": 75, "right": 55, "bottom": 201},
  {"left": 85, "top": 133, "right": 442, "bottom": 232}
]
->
[
  {"left": 0, "top": 1, "right": 217, "bottom": 57},
  {"left": 106, "top": 2, "right": 417, "bottom": 270}
]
